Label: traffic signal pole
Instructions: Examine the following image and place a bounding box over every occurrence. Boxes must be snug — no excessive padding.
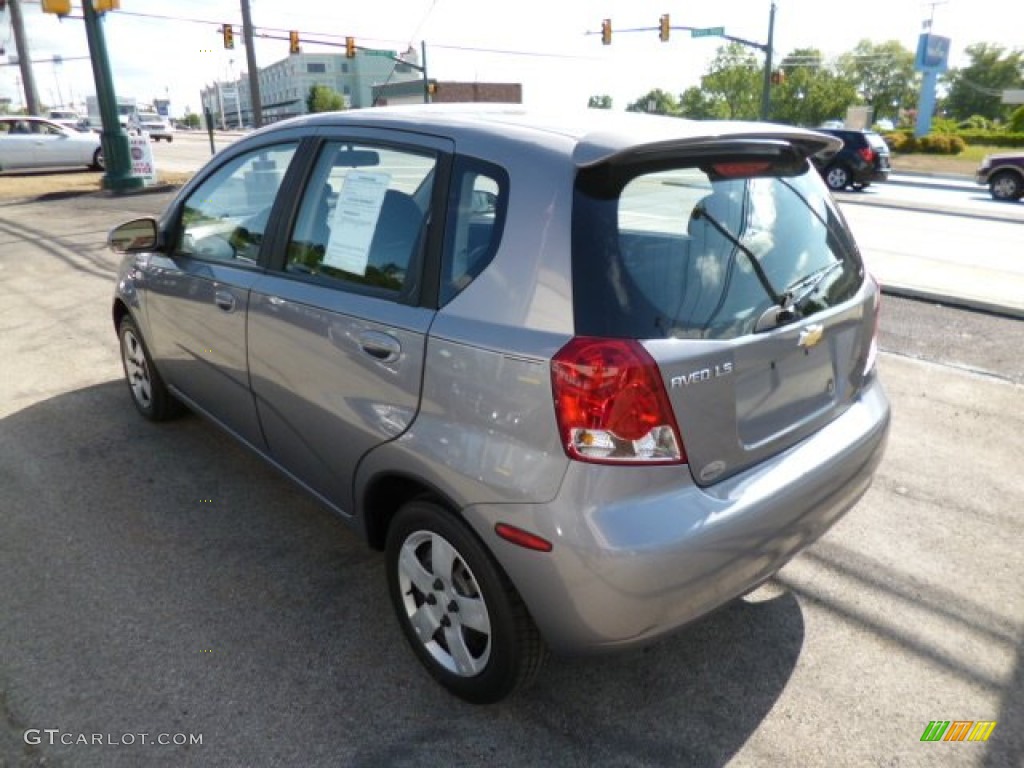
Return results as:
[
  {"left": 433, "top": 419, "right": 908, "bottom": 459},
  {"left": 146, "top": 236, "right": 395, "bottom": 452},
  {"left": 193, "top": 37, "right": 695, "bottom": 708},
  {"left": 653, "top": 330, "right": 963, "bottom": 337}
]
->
[
  {"left": 596, "top": 2, "right": 778, "bottom": 121},
  {"left": 82, "top": 0, "right": 143, "bottom": 191}
]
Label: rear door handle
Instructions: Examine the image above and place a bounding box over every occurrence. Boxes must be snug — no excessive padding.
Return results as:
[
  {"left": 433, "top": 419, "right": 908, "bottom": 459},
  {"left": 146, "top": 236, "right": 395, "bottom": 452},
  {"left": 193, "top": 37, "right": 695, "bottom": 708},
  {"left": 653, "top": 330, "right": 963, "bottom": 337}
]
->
[
  {"left": 214, "top": 290, "right": 236, "bottom": 312},
  {"left": 358, "top": 331, "right": 401, "bottom": 363}
]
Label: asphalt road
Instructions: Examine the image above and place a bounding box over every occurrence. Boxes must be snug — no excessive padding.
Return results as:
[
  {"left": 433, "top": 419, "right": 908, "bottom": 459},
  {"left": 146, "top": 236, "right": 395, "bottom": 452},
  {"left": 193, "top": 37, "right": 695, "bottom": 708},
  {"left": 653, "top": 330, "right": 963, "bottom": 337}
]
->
[{"left": 0, "top": 189, "right": 1021, "bottom": 767}]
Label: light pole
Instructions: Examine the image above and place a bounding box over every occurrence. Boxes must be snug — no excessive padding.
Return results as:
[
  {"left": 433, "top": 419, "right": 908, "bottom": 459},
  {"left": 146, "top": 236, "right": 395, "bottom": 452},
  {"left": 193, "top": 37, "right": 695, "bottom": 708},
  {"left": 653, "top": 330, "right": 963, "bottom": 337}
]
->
[{"left": 82, "top": 0, "right": 143, "bottom": 190}]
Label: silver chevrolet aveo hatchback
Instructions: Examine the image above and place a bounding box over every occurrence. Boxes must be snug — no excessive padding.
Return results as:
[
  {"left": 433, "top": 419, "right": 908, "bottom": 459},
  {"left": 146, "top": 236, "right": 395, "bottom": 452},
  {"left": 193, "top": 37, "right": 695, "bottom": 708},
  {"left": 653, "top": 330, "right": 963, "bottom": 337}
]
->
[{"left": 109, "top": 106, "right": 890, "bottom": 703}]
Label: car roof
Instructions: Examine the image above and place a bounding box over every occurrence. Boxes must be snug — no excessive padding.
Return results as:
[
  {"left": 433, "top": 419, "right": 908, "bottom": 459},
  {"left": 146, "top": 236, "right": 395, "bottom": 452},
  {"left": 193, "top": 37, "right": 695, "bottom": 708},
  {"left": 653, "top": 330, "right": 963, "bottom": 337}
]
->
[{"left": 251, "top": 104, "right": 839, "bottom": 167}]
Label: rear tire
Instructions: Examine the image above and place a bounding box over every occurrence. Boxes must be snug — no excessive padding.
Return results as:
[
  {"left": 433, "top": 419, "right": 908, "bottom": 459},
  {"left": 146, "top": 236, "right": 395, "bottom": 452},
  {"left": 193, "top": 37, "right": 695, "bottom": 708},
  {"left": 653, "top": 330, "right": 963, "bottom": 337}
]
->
[
  {"left": 118, "top": 315, "right": 183, "bottom": 421},
  {"left": 91, "top": 147, "right": 104, "bottom": 171},
  {"left": 989, "top": 171, "right": 1023, "bottom": 201},
  {"left": 385, "top": 500, "right": 547, "bottom": 704},
  {"left": 824, "top": 164, "right": 851, "bottom": 190}
]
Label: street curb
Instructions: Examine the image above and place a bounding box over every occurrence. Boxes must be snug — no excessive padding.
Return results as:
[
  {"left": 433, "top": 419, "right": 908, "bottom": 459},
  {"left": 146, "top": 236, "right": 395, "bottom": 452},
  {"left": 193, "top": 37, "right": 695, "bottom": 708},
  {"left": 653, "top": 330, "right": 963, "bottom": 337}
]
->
[
  {"left": 836, "top": 194, "right": 1024, "bottom": 225},
  {"left": 886, "top": 177, "right": 978, "bottom": 194},
  {"left": 881, "top": 285, "right": 1024, "bottom": 321}
]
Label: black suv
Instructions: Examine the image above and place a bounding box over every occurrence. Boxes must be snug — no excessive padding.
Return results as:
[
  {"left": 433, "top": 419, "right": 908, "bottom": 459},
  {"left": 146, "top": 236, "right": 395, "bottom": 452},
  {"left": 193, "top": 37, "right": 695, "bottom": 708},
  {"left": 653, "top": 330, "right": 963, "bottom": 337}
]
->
[{"left": 811, "top": 128, "right": 891, "bottom": 190}]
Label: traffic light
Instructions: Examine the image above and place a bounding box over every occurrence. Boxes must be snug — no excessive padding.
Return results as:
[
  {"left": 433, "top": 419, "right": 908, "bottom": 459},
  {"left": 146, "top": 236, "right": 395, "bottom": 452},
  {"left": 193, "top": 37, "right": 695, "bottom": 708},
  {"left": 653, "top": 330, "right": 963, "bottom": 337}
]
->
[
  {"left": 222, "top": 24, "right": 234, "bottom": 50},
  {"left": 345, "top": 36, "right": 356, "bottom": 58},
  {"left": 289, "top": 30, "right": 300, "bottom": 54},
  {"left": 601, "top": 19, "right": 612, "bottom": 46},
  {"left": 659, "top": 14, "right": 670, "bottom": 42},
  {"left": 93, "top": 0, "right": 121, "bottom": 11},
  {"left": 41, "top": 0, "right": 71, "bottom": 15}
]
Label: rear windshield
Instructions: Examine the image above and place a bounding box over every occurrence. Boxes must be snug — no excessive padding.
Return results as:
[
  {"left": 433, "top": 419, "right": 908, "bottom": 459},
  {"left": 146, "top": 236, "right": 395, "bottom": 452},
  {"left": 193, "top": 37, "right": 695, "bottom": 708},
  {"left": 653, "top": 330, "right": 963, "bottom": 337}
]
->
[
  {"left": 866, "top": 132, "right": 888, "bottom": 152},
  {"left": 572, "top": 155, "right": 864, "bottom": 340}
]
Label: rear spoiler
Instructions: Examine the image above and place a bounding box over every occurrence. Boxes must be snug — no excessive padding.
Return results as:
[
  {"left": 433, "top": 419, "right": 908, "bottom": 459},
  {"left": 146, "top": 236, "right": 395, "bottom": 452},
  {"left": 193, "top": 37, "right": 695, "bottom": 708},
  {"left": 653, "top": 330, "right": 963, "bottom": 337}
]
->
[{"left": 574, "top": 125, "right": 842, "bottom": 169}]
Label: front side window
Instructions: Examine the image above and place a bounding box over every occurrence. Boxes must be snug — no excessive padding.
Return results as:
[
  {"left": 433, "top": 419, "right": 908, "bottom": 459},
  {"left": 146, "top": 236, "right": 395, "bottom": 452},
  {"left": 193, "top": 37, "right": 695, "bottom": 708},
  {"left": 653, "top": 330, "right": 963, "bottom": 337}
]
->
[
  {"left": 285, "top": 141, "right": 437, "bottom": 296},
  {"left": 177, "top": 143, "right": 298, "bottom": 263},
  {"left": 573, "top": 154, "right": 864, "bottom": 340}
]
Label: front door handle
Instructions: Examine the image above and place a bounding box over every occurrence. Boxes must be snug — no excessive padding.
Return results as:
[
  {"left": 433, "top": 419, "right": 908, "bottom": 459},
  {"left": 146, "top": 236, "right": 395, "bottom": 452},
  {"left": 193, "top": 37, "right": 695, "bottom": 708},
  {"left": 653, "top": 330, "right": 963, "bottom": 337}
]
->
[
  {"left": 358, "top": 331, "right": 401, "bottom": 363},
  {"left": 214, "top": 290, "right": 236, "bottom": 312}
]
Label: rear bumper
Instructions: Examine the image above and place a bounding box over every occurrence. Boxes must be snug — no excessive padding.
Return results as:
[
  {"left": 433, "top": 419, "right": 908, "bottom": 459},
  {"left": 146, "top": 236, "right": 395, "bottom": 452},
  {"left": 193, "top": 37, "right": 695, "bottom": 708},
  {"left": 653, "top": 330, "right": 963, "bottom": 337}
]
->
[{"left": 464, "top": 376, "right": 890, "bottom": 653}]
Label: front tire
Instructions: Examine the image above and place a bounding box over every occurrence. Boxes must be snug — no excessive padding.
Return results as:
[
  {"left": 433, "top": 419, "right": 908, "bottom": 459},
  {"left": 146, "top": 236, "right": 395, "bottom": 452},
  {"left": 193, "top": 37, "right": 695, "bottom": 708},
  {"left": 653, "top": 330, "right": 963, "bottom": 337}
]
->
[
  {"left": 824, "top": 164, "right": 851, "bottom": 190},
  {"left": 989, "top": 171, "right": 1023, "bottom": 201},
  {"left": 385, "top": 500, "right": 546, "bottom": 704},
  {"left": 118, "top": 315, "right": 182, "bottom": 421},
  {"left": 91, "top": 147, "right": 105, "bottom": 171}
]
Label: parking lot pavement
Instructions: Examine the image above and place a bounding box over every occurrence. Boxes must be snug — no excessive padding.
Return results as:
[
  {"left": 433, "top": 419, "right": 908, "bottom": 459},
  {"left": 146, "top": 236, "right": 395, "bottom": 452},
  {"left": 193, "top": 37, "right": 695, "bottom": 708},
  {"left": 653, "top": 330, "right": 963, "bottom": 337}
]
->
[{"left": 1, "top": 192, "right": 1022, "bottom": 767}]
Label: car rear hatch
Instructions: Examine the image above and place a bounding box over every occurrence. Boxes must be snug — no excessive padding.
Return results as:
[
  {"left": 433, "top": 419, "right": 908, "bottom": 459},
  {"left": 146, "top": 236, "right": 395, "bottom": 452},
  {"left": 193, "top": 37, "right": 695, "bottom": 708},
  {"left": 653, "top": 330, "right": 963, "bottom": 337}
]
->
[
  {"left": 866, "top": 131, "right": 891, "bottom": 171},
  {"left": 569, "top": 133, "right": 880, "bottom": 485}
]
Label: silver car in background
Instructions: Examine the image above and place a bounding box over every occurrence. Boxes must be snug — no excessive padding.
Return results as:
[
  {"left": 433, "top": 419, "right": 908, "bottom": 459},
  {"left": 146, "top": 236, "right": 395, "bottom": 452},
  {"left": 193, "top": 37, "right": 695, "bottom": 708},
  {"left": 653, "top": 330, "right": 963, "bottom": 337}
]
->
[{"left": 108, "top": 106, "right": 890, "bottom": 704}]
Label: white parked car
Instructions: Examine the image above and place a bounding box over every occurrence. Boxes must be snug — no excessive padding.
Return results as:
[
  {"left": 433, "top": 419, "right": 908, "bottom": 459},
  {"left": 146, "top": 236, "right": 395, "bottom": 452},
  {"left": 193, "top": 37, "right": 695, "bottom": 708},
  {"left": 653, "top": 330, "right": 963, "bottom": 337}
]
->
[{"left": 0, "top": 116, "right": 103, "bottom": 172}]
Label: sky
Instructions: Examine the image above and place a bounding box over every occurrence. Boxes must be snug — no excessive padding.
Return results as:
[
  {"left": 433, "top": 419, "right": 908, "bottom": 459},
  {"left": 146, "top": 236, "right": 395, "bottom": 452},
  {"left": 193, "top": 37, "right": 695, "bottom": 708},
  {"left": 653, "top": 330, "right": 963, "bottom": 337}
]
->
[{"left": 2, "top": 0, "right": 1022, "bottom": 118}]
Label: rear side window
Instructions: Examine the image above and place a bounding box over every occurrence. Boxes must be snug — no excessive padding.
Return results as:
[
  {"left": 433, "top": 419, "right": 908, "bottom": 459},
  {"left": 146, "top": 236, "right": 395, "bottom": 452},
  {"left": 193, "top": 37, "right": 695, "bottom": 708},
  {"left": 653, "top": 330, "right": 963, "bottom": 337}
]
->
[
  {"left": 440, "top": 156, "right": 508, "bottom": 305},
  {"left": 572, "top": 157, "right": 863, "bottom": 340}
]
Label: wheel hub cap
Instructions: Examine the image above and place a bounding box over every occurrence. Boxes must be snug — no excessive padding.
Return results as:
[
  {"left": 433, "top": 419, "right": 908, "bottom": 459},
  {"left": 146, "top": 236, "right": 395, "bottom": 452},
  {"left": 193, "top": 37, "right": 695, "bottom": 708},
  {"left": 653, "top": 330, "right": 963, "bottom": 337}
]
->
[{"left": 398, "top": 531, "right": 492, "bottom": 677}]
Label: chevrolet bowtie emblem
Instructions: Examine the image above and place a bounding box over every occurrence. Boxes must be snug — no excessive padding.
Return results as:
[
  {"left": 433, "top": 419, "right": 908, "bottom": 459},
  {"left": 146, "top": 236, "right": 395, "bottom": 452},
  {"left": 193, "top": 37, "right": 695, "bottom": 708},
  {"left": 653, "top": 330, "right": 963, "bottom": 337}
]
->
[{"left": 798, "top": 324, "right": 824, "bottom": 348}]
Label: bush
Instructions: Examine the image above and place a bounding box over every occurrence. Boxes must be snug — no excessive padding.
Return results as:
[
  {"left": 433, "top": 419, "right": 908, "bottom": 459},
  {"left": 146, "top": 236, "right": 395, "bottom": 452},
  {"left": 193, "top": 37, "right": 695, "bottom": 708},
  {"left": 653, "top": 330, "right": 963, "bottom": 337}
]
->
[
  {"left": 916, "top": 134, "right": 967, "bottom": 154},
  {"left": 958, "top": 115, "right": 992, "bottom": 131},
  {"left": 884, "top": 131, "right": 916, "bottom": 152},
  {"left": 885, "top": 131, "right": 965, "bottom": 155},
  {"left": 957, "top": 129, "right": 1024, "bottom": 148},
  {"left": 1010, "top": 106, "right": 1024, "bottom": 134}
]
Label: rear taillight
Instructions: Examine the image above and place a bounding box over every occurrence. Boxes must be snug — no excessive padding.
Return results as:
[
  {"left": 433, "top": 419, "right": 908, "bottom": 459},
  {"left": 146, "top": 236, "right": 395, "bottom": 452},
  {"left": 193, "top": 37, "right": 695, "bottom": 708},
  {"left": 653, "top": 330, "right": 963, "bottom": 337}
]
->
[
  {"left": 858, "top": 146, "right": 876, "bottom": 164},
  {"left": 864, "top": 276, "right": 881, "bottom": 376},
  {"left": 551, "top": 337, "right": 685, "bottom": 464}
]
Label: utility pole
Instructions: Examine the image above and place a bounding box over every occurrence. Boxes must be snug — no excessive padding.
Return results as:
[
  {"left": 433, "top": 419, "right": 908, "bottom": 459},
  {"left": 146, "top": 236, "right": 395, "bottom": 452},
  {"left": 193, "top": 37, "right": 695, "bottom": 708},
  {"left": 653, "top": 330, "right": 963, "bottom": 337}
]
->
[
  {"left": 239, "top": 0, "right": 262, "bottom": 127},
  {"left": 421, "top": 41, "right": 430, "bottom": 104},
  {"left": 759, "top": 2, "right": 776, "bottom": 121},
  {"left": 9, "top": 0, "right": 42, "bottom": 115}
]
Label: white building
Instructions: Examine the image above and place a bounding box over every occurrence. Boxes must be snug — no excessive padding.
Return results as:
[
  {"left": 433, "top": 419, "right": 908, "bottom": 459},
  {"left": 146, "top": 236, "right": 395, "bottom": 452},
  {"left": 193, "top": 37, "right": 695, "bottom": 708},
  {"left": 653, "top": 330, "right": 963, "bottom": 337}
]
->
[{"left": 202, "top": 48, "right": 422, "bottom": 127}]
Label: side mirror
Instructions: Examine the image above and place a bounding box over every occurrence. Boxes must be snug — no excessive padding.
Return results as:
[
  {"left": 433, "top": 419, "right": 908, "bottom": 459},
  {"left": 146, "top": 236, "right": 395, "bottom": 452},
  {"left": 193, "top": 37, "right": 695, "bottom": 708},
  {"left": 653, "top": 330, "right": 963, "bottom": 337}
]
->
[{"left": 108, "top": 217, "right": 159, "bottom": 253}]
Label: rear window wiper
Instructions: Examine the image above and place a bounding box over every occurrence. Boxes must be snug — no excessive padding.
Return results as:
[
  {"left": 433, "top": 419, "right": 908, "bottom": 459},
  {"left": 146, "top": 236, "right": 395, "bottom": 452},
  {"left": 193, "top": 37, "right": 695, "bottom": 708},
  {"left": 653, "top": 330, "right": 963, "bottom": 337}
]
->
[
  {"left": 783, "top": 260, "right": 844, "bottom": 312},
  {"left": 691, "top": 203, "right": 785, "bottom": 308}
]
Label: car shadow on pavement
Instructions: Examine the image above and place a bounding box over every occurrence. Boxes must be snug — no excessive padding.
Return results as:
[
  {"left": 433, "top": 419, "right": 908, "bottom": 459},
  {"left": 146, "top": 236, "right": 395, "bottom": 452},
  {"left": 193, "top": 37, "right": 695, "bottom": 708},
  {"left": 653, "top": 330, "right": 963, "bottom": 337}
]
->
[{"left": 1, "top": 381, "right": 804, "bottom": 768}]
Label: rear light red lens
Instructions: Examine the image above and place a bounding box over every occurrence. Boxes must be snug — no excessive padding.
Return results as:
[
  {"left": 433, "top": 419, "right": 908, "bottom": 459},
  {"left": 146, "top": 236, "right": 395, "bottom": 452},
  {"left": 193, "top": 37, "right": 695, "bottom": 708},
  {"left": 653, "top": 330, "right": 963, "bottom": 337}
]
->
[
  {"left": 858, "top": 146, "right": 875, "bottom": 163},
  {"left": 550, "top": 337, "right": 685, "bottom": 464}
]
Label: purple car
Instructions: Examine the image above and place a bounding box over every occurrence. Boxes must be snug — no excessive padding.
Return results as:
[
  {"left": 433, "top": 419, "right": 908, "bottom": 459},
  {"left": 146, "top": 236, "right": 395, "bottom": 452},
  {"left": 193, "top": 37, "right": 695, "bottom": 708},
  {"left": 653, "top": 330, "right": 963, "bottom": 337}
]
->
[{"left": 976, "top": 152, "right": 1024, "bottom": 201}]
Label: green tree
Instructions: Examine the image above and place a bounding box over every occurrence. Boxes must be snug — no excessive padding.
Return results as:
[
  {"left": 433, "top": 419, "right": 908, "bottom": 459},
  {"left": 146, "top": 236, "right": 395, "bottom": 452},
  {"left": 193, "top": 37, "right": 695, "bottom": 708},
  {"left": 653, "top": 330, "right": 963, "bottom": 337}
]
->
[
  {"left": 588, "top": 94, "right": 613, "bottom": 109},
  {"left": 942, "top": 43, "right": 1024, "bottom": 122},
  {"left": 699, "top": 43, "right": 762, "bottom": 120},
  {"left": 182, "top": 109, "right": 201, "bottom": 129},
  {"left": 835, "top": 40, "right": 918, "bottom": 122},
  {"left": 306, "top": 84, "right": 345, "bottom": 114},
  {"left": 770, "top": 49, "right": 860, "bottom": 126},
  {"left": 625, "top": 88, "right": 681, "bottom": 115},
  {"left": 678, "top": 86, "right": 729, "bottom": 119}
]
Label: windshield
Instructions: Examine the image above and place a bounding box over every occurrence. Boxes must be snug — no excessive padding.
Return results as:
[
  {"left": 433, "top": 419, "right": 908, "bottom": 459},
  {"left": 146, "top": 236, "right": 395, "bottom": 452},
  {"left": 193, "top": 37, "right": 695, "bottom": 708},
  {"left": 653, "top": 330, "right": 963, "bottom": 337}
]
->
[{"left": 572, "top": 157, "right": 864, "bottom": 340}]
